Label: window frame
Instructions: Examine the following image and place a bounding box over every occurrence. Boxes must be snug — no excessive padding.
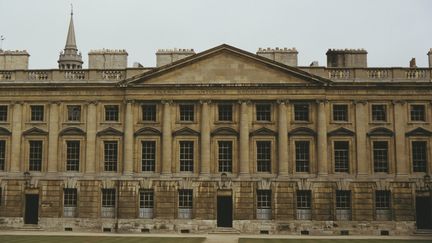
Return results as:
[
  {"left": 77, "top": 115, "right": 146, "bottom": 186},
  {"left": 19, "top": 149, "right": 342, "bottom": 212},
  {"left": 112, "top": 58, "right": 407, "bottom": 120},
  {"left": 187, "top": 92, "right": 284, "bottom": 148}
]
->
[
  {"left": 28, "top": 140, "right": 43, "bottom": 171},
  {"left": 178, "top": 103, "right": 195, "bottom": 122},
  {"left": 141, "top": 140, "right": 157, "bottom": 172},
  {"left": 370, "top": 104, "right": 388, "bottom": 123},
  {"left": 409, "top": 103, "right": 427, "bottom": 123},
  {"left": 141, "top": 103, "right": 158, "bottom": 123},
  {"left": 331, "top": 103, "right": 349, "bottom": 123},
  {"left": 30, "top": 105, "right": 45, "bottom": 122},
  {"left": 255, "top": 140, "right": 272, "bottom": 173},
  {"left": 217, "top": 140, "right": 233, "bottom": 173},
  {"left": 179, "top": 140, "right": 195, "bottom": 173},
  {"left": 255, "top": 103, "right": 272, "bottom": 122},
  {"left": 410, "top": 140, "right": 428, "bottom": 173},
  {"left": 0, "top": 105, "right": 9, "bottom": 122},
  {"left": 372, "top": 140, "right": 390, "bottom": 173},
  {"left": 103, "top": 104, "right": 120, "bottom": 122},
  {"left": 217, "top": 103, "right": 234, "bottom": 122},
  {"left": 295, "top": 140, "right": 310, "bottom": 173},
  {"left": 103, "top": 140, "right": 119, "bottom": 172},
  {"left": 0, "top": 139, "right": 6, "bottom": 171},
  {"left": 333, "top": 140, "right": 350, "bottom": 173},
  {"left": 293, "top": 103, "right": 310, "bottom": 122},
  {"left": 65, "top": 140, "right": 80, "bottom": 172},
  {"left": 66, "top": 105, "right": 82, "bottom": 122}
]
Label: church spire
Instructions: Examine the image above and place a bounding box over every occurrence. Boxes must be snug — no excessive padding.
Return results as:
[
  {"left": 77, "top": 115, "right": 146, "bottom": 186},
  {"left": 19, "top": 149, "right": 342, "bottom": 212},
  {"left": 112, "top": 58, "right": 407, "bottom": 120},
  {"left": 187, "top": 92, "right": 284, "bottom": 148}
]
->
[{"left": 58, "top": 4, "right": 83, "bottom": 70}]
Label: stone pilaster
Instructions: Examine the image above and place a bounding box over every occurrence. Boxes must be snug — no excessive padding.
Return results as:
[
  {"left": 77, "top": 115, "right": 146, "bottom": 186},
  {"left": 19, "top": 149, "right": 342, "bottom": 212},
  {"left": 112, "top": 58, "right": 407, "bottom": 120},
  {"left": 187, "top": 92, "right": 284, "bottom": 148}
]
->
[
  {"left": 317, "top": 100, "right": 328, "bottom": 176},
  {"left": 200, "top": 100, "right": 211, "bottom": 175},
  {"left": 239, "top": 100, "right": 250, "bottom": 175},
  {"left": 393, "top": 100, "right": 408, "bottom": 176},
  {"left": 162, "top": 100, "right": 172, "bottom": 175},
  {"left": 354, "top": 100, "right": 368, "bottom": 176},
  {"left": 277, "top": 100, "right": 289, "bottom": 176},
  {"left": 10, "top": 102, "right": 23, "bottom": 172},
  {"left": 123, "top": 100, "right": 134, "bottom": 175},
  {"left": 47, "top": 102, "right": 60, "bottom": 173},
  {"left": 85, "top": 101, "right": 97, "bottom": 173}
]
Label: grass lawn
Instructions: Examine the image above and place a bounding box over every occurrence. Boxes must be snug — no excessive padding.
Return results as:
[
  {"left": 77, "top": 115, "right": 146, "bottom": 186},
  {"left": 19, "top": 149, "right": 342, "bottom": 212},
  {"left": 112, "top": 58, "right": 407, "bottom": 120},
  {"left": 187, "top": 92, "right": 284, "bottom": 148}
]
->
[
  {"left": 0, "top": 235, "right": 205, "bottom": 243},
  {"left": 239, "top": 240, "right": 432, "bottom": 243}
]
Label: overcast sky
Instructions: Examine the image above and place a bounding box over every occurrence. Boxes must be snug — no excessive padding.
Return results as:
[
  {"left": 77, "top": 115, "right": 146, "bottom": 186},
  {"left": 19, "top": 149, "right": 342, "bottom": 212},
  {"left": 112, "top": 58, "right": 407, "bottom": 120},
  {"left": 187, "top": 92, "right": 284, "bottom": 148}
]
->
[{"left": 1, "top": 0, "right": 431, "bottom": 68}]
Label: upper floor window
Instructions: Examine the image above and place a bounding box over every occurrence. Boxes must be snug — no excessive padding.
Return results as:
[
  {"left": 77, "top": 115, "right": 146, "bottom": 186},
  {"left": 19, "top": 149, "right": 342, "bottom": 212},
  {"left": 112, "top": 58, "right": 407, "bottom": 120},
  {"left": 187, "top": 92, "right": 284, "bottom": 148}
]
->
[
  {"left": 332, "top": 104, "right": 348, "bottom": 122},
  {"left": 256, "top": 104, "right": 271, "bottom": 121},
  {"left": 256, "top": 190, "right": 272, "bottom": 220},
  {"left": 29, "top": 140, "right": 43, "bottom": 171},
  {"left": 67, "top": 105, "right": 81, "bottom": 122},
  {"left": 295, "top": 141, "right": 310, "bottom": 172},
  {"left": 139, "top": 190, "right": 154, "bottom": 219},
  {"left": 66, "top": 141, "right": 80, "bottom": 172},
  {"left": 30, "top": 105, "right": 44, "bottom": 121},
  {"left": 178, "top": 189, "right": 193, "bottom": 219},
  {"left": 179, "top": 141, "right": 194, "bottom": 172},
  {"left": 179, "top": 104, "right": 194, "bottom": 122},
  {"left": 0, "top": 140, "right": 5, "bottom": 171},
  {"left": 142, "top": 104, "right": 157, "bottom": 122},
  {"left": 218, "top": 141, "right": 232, "bottom": 172},
  {"left": 141, "top": 141, "right": 156, "bottom": 172},
  {"left": 334, "top": 141, "right": 349, "bottom": 173},
  {"left": 371, "top": 104, "right": 387, "bottom": 122},
  {"left": 412, "top": 141, "right": 427, "bottom": 172},
  {"left": 373, "top": 141, "right": 388, "bottom": 173},
  {"left": 104, "top": 105, "right": 119, "bottom": 122},
  {"left": 256, "top": 141, "right": 271, "bottom": 172},
  {"left": 218, "top": 104, "right": 233, "bottom": 122},
  {"left": 294, "top": 104, "right": 309, "bottom": 122},
  {"left": 103, "top": 141, "right": 118, "bottom": 172},
  {"left": 63, "top": 188, "right": 77, "bottom": 217},
  {"left": 0, "top": 105, "right": 7, "bottom": 121},
  {"left": 410, "top": 104, "right": 426, "bottom": 122}
]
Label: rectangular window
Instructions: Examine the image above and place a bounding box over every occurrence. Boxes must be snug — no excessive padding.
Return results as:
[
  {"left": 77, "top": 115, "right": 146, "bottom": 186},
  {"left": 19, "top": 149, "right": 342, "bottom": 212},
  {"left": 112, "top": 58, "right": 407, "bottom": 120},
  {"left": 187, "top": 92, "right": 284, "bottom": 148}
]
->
[
  {"left": 178, "top": 189, "right": 193, "bottom": 219},
  {"left": 141, "top": 141, "right": 156, "bottom": 172},
  {"left": 371, "top": 104, "right": 387, "bottom": 122},
  {"left": 218, "top": 104, "right": 233, "bottom": 121},
  {"left": 218, "top": 141, "right": 232, "bottom": 172},
  {"left": 179, "top": 104, "right": 194, "bottom": 122},
  {"left": 295, "top": 141, "right": 310, "bottom": 172},
  {"left": 0, "top": 105, "right": 7, "bottom": 121},
  {"left": 333, "top": 104, "right": 348, "bottom": 122},
  {"left": 256, "top": 104, "right": 271, "bottom": 121},
  {"left": 0, "top": 187, "right": 2, "bottom": 206},
  {"left": 67, "top": 105, "right": 81, "bottom": 122},
  {"left": 63, "top": 188, "right": 77, "bottom": 217},
  {"left": 336, "top": 190, "right": 351, "bottom": 220},
  {"left": 412, "top": 141, "right": 427, "bottom": 172},
  {"left": 101, "top": 189, "right": 116, "bottom": 218},
  {"left": 30, "top": 105, "right": 44, "bottom": 121},
  {"left": 104, "top": 141, "right": 118, "bottom": 172},
  {"left": 29, "top": 140, "right": 43, "bottom": 171},
  {"left": 139, "top": 190, "right": 154, "bottom": 219},
  {"left": 0, "top": 140, "right": 5, "bottom": 171},
  {"left": 296, "top": 190, "right": 312, "bottom": 220},
  {"left": 334, "top": 141, "right": 349, "bottom": 173},
  {"left": 66, "top": 141, "right": 80, "bottom": 171},
  {"left": 294, "top": 104, "right": 309, "bottom": 122},
  {"left": 142, "top": 104, "right": 157, "bottom": 122},
  {"left": 104, "top": 105, "right": 119, "bottom": 122},
  {"left": 410, "top": 105, "right": 426, "bottom": 122},
  {"left": 373, "top": 141, "right": 388, "bottom": 173},
  {"left": 256, "top": 141, "right": 271, "bottom": 172},
  {"left": 179, "top": 141, "right": 194, "bottom": 172},
  {"left": 257, "top": 190, "right": 272, "bottom": 220},
  {"left": 375, "top": 190, "right": 391, "bottom": 220}
]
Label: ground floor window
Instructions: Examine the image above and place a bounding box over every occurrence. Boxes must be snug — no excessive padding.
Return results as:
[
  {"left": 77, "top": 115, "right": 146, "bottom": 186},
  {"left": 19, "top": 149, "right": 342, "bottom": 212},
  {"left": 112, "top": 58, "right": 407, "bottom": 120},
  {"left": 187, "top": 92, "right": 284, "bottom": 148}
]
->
[
  {"left": 139, "top": 190, "right": 154, "bottom": 219},
  {"left": 296, "top": 190, "right": 312, "bottom": 220},
  {"left": 375, "top": 190, "right": 391, "bottom": 220},
  {"left": 63, "top": 188, "right": 77, "bottom": 217},
  {"left": 178, "top": 189, "right": 193, "bottom": 219},
  {"left": 256, "top": 190, "right": 272, "bottom": 220},
  {"left": 336, "top": 190, "right": 351, "bottom": 220},
  {"left": 101, "top": 189, "right": 116, "bottom": 218}
]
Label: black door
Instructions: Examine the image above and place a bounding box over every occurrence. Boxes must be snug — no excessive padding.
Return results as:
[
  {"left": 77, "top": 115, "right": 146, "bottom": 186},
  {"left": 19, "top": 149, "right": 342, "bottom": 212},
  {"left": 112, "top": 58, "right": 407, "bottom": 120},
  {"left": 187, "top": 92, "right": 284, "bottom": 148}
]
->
[
  {"left": 24, "top": 194, "right": 39, "bottom": 224},
  {"left": 416, "top": 196, "right": 432, "bottom": 229},
  {"left": 217, "top": 196, "right": 232, "bottom": 227}
]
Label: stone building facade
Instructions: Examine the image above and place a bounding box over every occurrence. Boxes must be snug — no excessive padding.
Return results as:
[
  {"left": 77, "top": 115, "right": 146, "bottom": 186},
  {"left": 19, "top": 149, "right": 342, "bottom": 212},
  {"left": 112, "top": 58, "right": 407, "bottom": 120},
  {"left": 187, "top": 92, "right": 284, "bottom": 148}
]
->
[{"left": 0, "top": 13, "right": 432, "bottom": 236}]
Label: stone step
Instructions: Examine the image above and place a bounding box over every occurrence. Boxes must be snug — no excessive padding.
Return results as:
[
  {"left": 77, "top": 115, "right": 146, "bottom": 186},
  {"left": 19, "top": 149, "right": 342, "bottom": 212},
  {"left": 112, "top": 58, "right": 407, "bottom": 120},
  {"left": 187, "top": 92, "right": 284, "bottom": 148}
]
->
[
  {"left": 413, "top": 229, "right": 432, "bottom": 236},
  {"left": 209, "top": 227, "right": 240, "bottom": 234},
  {"left": 16, "top": 225, "right": 44, "bottom": 231}
]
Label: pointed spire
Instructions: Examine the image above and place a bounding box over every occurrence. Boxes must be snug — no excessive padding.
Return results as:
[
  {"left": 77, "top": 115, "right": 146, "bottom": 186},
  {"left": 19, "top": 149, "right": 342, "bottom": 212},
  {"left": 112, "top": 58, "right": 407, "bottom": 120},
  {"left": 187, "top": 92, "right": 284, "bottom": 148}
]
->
[{"left": 58, "top": 4, "right": 83, "bottom": 70}]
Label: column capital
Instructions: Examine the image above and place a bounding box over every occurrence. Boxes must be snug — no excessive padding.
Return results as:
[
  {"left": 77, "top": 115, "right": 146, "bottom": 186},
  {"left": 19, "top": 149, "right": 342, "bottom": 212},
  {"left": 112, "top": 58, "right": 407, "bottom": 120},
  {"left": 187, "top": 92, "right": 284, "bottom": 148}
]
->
[
  {"left": 315, "top": 99, "right": 328, "bottom": 104},
  {"left": 277, "top": 99, "right": 289, "bottom": 105},
  {"left": 238, "top": 100, "right": 251, "bottom": 105},
  {"left": 161, "top": 100, "right": 173, "bottom": 105},
  {"left": 352, "top": 100, "right": 368, "bottom": 105},
  {"left": 199, "top": 100, "right": 212, "bottom": 105},
  {"left": 392, "top": 100, "right": 406, "bottom": 105},
  {"left": 86, "top": 100, "right": 98, "bottom": 105}
]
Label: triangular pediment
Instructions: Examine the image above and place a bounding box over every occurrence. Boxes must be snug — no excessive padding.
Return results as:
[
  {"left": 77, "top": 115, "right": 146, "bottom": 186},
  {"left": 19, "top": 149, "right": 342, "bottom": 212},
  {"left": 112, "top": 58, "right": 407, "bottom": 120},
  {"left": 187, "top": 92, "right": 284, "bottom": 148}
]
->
[
  {"left": 96, "top": 127, "right": 123, "bottom": 136},
  {"left": 22, "top": 127, "right": 48, "bottom": 136},
  {"left": 250, "top": 127, "right": 277, "bottom": 136},
  {"left": 122, "top": 44, "right": 331, "bottom": 87},
  {"left": 59, "top": 127, "right": 86, "bottom": 136},
  {"left": 288, "top": 127, "right": 316, "bottom": 137},
  {"left": 328, "top": 127, "right": 355, "bottom": 137},
  {"left": 0, "top": 127, "right": 11, "bottom": 135},
  {"left": 367, "top": 127, "right": 394, "bottom": 137},
  {"left": 211, "top": 127, "right": 239, "bottom": 137},
  {"left": 405, "top": 127, "right": 432, "bottom": 137},
  {"left": 172, "top": 127, "right": 200, "bottom": 136},
  {"left": 134, "top": 127, "right": 162, "bottom": 136}
]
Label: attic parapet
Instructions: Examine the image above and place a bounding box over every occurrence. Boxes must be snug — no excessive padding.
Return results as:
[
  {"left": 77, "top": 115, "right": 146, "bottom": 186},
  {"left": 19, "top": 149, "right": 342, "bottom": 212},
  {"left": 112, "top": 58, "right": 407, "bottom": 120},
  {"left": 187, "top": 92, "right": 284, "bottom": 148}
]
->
[
  {"left": 156, "top": 48, "right": 196, "bottom": 67},
  {"left": 256, "top": 47, "right": 298, "bottom": 67},
  {"left": 0, "top": 49, "right": 30, "bottom": 70},
  {"left": 88, "top": 49, "right": 129, "bottom": 69}
]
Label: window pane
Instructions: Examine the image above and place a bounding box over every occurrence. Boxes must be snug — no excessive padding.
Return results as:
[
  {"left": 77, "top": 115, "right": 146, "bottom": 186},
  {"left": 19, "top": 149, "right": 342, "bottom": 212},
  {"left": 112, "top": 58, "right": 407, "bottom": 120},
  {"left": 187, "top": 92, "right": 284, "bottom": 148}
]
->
[
  {"left": 142, "top": 141, "right": 156, "bottom": 172},
  {"left": 178, "top": 189, "right": 193, "bottom": 208},
  {"left": 218, "top": 104, "right": 233, "bottom": 121},
  {"left": 102, "top": 189, "right": 116, "bottom": 207},
  {"left": 333, "top": 104, "right": 348, "bottom": 121},
  {"left": 410, "top": 105, "right": 425, "bottom": 121},
  {"left": 296, "top": 190, "right": 311, "bottom": 209},
  {"left": 372, "top": 105, "right": 386, "bottom": 121},
  {"left": 375, "top": 190, "right": 390, "bottom": 209},
  {"left": 30, "top": 105, "right": 44, "bottom": 121},
  {"left": 0, "top": 140, "right": 5, "bottom": 171},
  {"left": 334, "top": 141, "right": 349, "bottom": 173},
  {"left": 256, "top": 104, "right": 271, "bottom": 121},
  {"left": 105, "top": 105, "right": 119, "bottom": 121},
  {"left": 373, "top": 141, "right": 388, "bottom": 172},
  {"left": 29, "top": 140, "right": 43, "bottom": 171},
  {"left": 67, "top": 105, "right": 81, "bottom": 121},
  {"left": 180, "top": 104, "right": 194, "bottom": 121},
  {"left": 294, "top": 104, "right": 309, "bottom": 121},
  {"left": 142, "top": 104, "right": 157, "bottom": 122},
  {"left": 336, "top": 190, "right": 351, "bottom": 209},
  {"left": 257, "top": 190, "right": 271, "bottom": 209},
  {"left": 140, "top": 190, "right": 154, "bottom": 208},
  {"left": 104, "top": 141, "right": 118, "bottom": 172},
  {"left": 64, "top": 188, "right": 77, "bottom": 207},
  {"left": 412, "top": 141, "right": 427, "bottom": 172},
  {"left": 218, "top": 141, "right": 232, "bottom": 172},
  {"left": 295, "top": 141, "right": 309, "bottom": 172},
  {"left": 66, "top": 141, "right": 80, "bottom": 171},
  {"left": 256, "top": 141, "right": 271, "bottom": 172},
  {"left": 179, "top": 141, "right": 194, "bottom": 172},
  {"left": 0, "top": 106, "right": 7, "bottom": 121}
]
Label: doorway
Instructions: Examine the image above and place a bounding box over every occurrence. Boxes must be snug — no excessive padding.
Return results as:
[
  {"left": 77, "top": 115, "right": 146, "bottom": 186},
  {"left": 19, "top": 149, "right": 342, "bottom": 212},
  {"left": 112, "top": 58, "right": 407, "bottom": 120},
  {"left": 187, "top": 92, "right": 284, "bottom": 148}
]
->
[
  {"left": 217, "top": 196, "right": 232, "bottom": 227},
  {"left": 416, "top": 196, "right": 432, "bottom": 229},
  {"left": 24, "top": 194, "right": 39, "bottom": 224}
]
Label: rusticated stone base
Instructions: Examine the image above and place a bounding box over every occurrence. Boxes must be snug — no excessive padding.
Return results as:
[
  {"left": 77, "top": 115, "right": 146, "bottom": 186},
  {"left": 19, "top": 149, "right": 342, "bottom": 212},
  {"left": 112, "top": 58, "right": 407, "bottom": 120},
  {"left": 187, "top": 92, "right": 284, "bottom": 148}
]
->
[{"left": 0, "top": 217, "right": 415, "bottom": 236}]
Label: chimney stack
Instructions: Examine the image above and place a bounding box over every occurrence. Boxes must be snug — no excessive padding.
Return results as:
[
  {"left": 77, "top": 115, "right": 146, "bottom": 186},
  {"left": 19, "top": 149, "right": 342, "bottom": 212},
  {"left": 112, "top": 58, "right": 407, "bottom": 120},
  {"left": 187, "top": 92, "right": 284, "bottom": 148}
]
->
[
  {"left": 88, "top": 49, "right": 128, "bottom": 69},
  {"left": 409, "top": 58, "right": 417, "bottom": 68},
  {"left": 428, "top": 49, "right": 432, "bottom": 68},
  {"left": 0, "top": 50, "right": 30, "bottom": 70},
  {"left": 156, "top": 48, "right": 195, "bottom": 67},
  {"left": 326, "top": 49, "right": 367, "bottom": 68},
  {"left": 256, "top": 47, "right": 298, "bottom": 66}
]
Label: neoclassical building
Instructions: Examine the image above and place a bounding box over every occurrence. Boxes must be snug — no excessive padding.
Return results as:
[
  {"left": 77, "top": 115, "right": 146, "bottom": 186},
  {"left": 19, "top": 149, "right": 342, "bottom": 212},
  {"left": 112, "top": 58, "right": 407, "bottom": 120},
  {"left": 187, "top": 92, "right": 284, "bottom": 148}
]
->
[{"left": 0, "top": 12, "right": 432, "bottom": 235}]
